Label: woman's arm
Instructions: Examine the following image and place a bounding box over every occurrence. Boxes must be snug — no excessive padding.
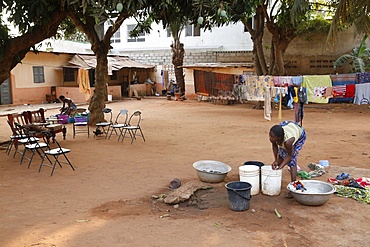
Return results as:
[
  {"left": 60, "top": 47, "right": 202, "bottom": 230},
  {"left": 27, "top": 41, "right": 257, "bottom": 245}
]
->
[
  {"left": 271, "top": 142, "right": 279, "bottom": 169},
  {"left": 276, "top": 137, "right": 295, "bottom": 169}
]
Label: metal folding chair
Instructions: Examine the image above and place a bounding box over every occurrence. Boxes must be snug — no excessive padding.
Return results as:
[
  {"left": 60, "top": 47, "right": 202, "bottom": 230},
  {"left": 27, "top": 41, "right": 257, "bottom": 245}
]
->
[
  {"left": 15, "top": 123, "right": 50, "bottom": 169},
  {"left": 94, "top": 108, "right": 113, "bottom": 138},
  {"left": 73, "top": 116, "right": 90, "bottom": 138},
  {"left": 121, "top": 111, "right": 146, "bottom": 144},
  {"left": 39, "top": 133, "right": 75, "bottom": 176},
  {"left": 108, "top": 109, "right": 129, "bottom": 140}
]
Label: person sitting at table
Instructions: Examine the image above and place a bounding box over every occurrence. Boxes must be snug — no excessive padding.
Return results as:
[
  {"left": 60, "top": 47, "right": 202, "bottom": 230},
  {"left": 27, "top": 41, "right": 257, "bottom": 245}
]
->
[{"left": 59, "top": 95, "right": 77, "bottom": 116}]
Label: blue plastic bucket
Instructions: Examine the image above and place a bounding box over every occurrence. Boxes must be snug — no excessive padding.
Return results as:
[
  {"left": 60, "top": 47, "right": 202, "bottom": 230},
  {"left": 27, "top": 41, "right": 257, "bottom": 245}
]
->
[{"left": 225, "top": 181, "right": 252, "bottom": 211}]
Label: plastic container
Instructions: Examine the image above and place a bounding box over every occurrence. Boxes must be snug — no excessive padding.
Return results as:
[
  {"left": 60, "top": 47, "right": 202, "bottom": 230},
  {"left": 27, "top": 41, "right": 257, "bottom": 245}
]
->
[
  {"left": 58, "top": 114, "right": 69, "bottom": 124},
  {"left": 225, "top": 181, "right": 252, "bottom": 211},
  {"left": 319, "top": 160, "right": 330, "bottom": 171},
  {"left": 243, "top": 161, "right": 265, "bottom": 168},
  {"left": 169, "top": 178, "right": 181, "bottom": 189},
  {"left": 261, "top": 166, "right": 282, "bottom": 196},
  {"left": 239, "top": 165, "right": 260, "bottom": 195}
]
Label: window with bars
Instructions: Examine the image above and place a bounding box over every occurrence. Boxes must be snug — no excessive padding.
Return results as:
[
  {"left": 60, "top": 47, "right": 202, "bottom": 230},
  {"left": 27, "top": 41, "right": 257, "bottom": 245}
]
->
[
  {"left": 33, "top": 66, "right": 45, "bottom": 83},
  {"left": 111, "top": 28, "right": 121, "bottom": 43},
  {"left": 127, "top": 24, "right": 145, "bottom": 42},
  {"left": 63, "top": 68, "right": 77, "bottom": 82},
  {"left": 110, "top": 71, "right": 117, "bottom": 80},
  {"left": 167, "top": 28, "right": 172, "bottom": 38},
  {"left": 185, "top": 25, "right": 200, "bottom": 37}
]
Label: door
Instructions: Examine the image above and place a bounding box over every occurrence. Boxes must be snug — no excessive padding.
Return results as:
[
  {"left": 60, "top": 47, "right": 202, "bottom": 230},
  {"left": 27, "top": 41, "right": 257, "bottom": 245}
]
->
[{"left": 0, "top": 78, "right": 12, "bottom": 105}]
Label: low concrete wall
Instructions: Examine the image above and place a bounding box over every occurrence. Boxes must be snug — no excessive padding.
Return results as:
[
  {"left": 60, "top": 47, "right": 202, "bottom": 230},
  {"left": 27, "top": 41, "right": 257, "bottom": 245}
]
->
[
  {"left": 129, "top": 84, "right": 152, "bottom": 97},
  {"left": 11, "top": 85, "right": 122, "bottom": 105},
  {"left": 58, "top": 85, "right": 122, "bottom": 103}
]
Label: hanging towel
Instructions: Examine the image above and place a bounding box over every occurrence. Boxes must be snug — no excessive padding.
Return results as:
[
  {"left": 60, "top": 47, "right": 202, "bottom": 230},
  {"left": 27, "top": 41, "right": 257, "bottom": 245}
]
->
[
  {"left": 264, "top": 87, "right": 272, "bottom": 121},
  {"left": 333, "top": 85, "right": 346, "bottom": 97},
  {"left": 273, "top": 76, "right": 292, "bottom": 86},
  {"left": 329, "top": 73, "right": 357, "bottom": 103},
  {"left": 302, "top": 75, "right": 332, "bottom": 103},
  {"left": 291, "top": 76, "right": 303, "bottom": 86},
  {"left": 323, "top": 87, "right": 334, "bottom": 98},
  {"left": 77, "top": 68, "right": 91, "bottom": 101},
  {"left": 345, "top": 84, "right": 355, "bottom": 98},
  {"left": 244, "top": 75, "right": 273, "bottom": 101},
  {"left": 330, "top": 73, "right": 357, "bottom": 85}
]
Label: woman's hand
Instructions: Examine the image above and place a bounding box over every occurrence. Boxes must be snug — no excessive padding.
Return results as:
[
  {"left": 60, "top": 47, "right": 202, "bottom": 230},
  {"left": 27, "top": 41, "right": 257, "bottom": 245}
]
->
[{"left": 271, "top": 161, "right": 279, "bottom": 170}]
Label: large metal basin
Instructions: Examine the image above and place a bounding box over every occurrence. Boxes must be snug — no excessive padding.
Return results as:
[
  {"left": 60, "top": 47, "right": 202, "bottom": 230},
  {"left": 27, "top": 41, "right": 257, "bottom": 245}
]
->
[
  {"left": 287, "top": 180, "right": 336, "bottom": 206},
  {"left": 193, "top": 160, "right": 232, "bottom": 183}
]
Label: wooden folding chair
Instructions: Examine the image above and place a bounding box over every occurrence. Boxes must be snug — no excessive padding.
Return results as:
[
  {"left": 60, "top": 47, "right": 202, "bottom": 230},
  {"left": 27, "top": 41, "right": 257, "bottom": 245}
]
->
[{"left": 5, "top": 120, "right": 27, "bottom": 156}]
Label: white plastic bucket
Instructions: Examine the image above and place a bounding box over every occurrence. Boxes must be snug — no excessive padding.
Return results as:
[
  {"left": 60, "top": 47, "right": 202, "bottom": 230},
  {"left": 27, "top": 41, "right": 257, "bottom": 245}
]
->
[
  {"left": 239, "top": 165, "right": 260, "bottom": 195},
  {"left": 261, "top": 166, "right": 282, "bottom": 196},
  {"left": 108, "top": 95, "right": 113, "bottom": 101}
]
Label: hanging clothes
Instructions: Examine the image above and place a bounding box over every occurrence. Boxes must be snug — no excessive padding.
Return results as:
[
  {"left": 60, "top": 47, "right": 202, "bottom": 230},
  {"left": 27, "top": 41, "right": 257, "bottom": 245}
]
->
[
  {"left": 264, "top": 86, "right": 286, "bottom": 121},
  {"left": 302, "top": 75, "right": 332, "bottom": 103},
  {"left": 264, "top": 87, "right": 272, "bottom": 121},
  {"left": 295, "top": 87, "right": 307, "bottom": 126},
  {"left": 354, "top": 83, "right": 370, "bottom": 105},
  {"left": 77, "top": 68, "right": 91, "bottom": 101},
  {"left": 357, "top": 72, "right": 370, "bottom": 84},
  {"left": 291, "top": 75, "right": 303, "bottom": 86}
]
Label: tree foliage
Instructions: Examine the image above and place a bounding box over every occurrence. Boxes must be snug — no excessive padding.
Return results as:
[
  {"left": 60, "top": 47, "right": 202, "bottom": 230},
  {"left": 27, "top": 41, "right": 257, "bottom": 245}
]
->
[
  {"left": 330, "top": 0, "right": 370, "bottom": 38},
  {"left": 0, "top": 0, "right": 69, "bottom": 84},
  {"left": 65, "top": 0, "right": 150, "bottom": 124},
  {"left": 334, "top": 34, "right": 370, "bottom": 72},
  {"left": 140, "top": 1, "right": 198, "bottom": 95}
]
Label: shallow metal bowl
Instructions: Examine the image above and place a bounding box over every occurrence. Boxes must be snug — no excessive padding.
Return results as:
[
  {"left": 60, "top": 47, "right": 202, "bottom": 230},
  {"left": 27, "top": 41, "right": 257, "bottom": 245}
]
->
[
  {"left": 287, "top": 180, "right": 336, "bottom": 206},
  {"left": 193, "top": 160, "right": 232, "bottom": 183}
]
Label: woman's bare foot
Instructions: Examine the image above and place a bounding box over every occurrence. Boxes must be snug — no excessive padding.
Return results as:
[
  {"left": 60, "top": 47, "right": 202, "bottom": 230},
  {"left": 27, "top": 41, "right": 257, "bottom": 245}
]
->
[{"left": 285, "top": 191, "right": 294, "bottom": 199}]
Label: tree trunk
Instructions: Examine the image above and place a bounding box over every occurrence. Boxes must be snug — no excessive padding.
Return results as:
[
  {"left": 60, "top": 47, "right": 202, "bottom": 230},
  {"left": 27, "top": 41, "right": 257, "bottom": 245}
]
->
[
  {"left": 268, "top": 39, "right": 276, "bottom": 75},
  {"left": 274, "top": 42, "right": 286, "bottom": 75},
  {"left": 263, "top": 2, "right": 297, "bottom": 76},
  {"left": 269, "top": 28, "right": 295, "bottom": 75},
  {"left": 171, "top": 38, "right": 185, "bottom": 95},
  {"left": 69, "top": 14, "right": 115, "bottom": 126},
  {"left": 254, "top": 35, "right": 268, "bottom": 75},
  {"left": 88, "top": 39, "right": 110, "bottom": 125},
  {"left": 88, "top": 51, "right": 109, "bottom": 125},
  {"left": 244, "top": 5, "right": 268, "bottom": 76}
]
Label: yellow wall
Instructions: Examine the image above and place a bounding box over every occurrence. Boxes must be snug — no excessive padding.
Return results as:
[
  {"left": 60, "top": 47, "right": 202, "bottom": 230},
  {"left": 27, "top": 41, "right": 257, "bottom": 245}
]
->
[
  {"left": 9, "top": 51, "right": 154, "bottom": 104},
  {"left": 11, "top": 52, "right": 72, "bottom": 88}
]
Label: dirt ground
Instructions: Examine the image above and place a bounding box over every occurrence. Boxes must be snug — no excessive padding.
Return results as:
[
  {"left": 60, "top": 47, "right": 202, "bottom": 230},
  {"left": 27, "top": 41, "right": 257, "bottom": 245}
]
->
[{"left": 0, "top": 98, "right": 370, "bottom": 247}]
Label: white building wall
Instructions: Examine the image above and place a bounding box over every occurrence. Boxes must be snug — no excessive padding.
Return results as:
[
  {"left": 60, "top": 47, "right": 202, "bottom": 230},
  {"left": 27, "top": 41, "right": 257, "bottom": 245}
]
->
[{"left": 110, "top": 18, "right": 253, "bottom": 52}]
